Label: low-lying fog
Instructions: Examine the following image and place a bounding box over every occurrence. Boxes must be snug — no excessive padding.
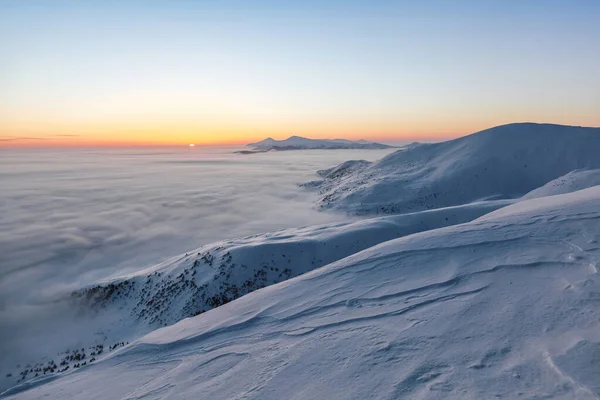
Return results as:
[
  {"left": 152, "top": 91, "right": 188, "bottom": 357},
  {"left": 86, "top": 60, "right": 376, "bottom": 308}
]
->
[
  {"left": 0, "top": 145, "right": 397, "bottom": 371},
  {"left": 0, "top": 145, "right": 394, "bottom": 313}
]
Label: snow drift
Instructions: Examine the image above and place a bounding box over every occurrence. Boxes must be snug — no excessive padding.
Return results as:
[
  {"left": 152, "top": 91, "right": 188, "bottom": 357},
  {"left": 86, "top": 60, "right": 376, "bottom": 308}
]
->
[
  {"left": 8, "top": 186, "right": 600, "bottom": 399},
  {"left": 522, "top": 169, "right": 600, "bottom": 200},
  {"left": 308, "top": 123, "right": 600, "bottom": 214}
]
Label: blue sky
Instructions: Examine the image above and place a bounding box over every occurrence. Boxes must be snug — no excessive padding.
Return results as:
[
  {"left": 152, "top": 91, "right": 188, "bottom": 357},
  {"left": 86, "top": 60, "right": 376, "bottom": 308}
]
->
[{"left": 1, "top": 0, "right": 599, "bottom": 145}]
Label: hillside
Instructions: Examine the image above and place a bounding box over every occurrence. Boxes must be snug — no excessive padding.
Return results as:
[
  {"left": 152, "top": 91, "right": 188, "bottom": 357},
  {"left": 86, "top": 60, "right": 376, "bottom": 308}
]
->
[
  {"left": 6, "top": 123, "right": 600, "bottom": 397},
  {"left": 307, "top": 123, "right": 600, "bottom": 214},
  {"left": 522, "top": 169, "right": 600, "bottom": 200},
  {"left": 7, "top": 186, "right": 600, "bottom": 399},
  {"left": 0, "top": 200, "right": 508, "bottom": 392},
  {"left": 244, "top": 136, "right": 394, "bottom": 152}
]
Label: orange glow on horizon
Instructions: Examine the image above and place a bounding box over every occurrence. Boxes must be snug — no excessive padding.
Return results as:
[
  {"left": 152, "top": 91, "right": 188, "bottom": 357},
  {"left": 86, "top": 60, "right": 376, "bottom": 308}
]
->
[
  {"left": 0, "top": 118, "right": 462, "bottom": 148},
  {"left": 0, "top": 129, "right": 458, "bottom": 148},
  {"left": 2, "top": 113, "right": 599, "bottom": 148}
]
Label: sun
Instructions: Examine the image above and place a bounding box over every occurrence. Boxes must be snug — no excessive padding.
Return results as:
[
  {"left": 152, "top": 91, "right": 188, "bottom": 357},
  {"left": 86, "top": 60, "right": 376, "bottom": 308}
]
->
[{"left": 189, "top": 144, "right": 195, "bottom": 147}]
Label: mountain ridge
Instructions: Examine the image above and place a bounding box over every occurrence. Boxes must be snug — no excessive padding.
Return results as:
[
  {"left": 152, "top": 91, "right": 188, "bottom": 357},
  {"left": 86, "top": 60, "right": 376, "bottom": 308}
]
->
[
  {"left": 8, "top": 186, "right": 600, "bottom": 399},
  {"left": 306, "top": 122, "right": 600, "bottom": 214},
  {"left": 244, "top": 136, "right": 394, "bottom": 151}
]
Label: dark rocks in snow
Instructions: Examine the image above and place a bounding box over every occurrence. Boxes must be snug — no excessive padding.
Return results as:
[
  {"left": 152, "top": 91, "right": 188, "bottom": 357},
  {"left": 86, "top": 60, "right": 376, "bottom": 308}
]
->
[
  {"left": 21, "top": 233, "right": 340, "bottom": 386},
  {"left": 69, "top": 246, "right": 301, "bottom": 331}
]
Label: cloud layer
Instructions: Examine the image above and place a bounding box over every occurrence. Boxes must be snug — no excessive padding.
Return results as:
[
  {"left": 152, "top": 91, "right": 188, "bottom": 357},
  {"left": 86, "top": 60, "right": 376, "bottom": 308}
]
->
[
  {"left": 0, "top": 146, "right": 394, "bottom": 363},
  {"left": 0, "top": 147, "right": 394, "bottom": 299}
]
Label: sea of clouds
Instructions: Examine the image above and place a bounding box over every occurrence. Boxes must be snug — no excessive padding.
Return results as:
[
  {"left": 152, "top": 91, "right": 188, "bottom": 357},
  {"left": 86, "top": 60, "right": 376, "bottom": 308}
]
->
[{"left": 0, "top": 145, "right": 395, "bottom": 360}]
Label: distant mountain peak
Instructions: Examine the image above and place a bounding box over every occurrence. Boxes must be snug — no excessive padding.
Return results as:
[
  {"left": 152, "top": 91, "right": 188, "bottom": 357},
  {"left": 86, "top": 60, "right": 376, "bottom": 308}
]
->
[
  {"left": 244, "top": 136, "right": 394, "bottom": 152},
  {"left": 309, "top": 123, "right": 600, "bottom": 215}
]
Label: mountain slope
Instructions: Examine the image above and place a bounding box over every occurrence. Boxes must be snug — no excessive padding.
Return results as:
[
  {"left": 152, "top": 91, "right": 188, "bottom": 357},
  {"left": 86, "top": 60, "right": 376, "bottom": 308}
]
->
[
  {"left": 308, "top": 123, "right": 600, "bottom": 214},
  {"left": 0, "top": 200, "right": 508, "bottom": 392},
  {"left": 6, "top": 187, "right": 600, "bottom": 399},
  {"left": 246, "top": 136, "right": 394, "bottom": 151},
  {"left": 522, "top": 169, "right": 600, "bottom": 200},
  {"left": 69, "top": 199, "right": 506, "bottom": 328}
]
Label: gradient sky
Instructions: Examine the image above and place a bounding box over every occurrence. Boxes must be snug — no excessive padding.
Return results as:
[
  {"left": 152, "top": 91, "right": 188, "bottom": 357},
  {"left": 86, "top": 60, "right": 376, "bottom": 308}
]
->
[{"left": 1, "top": 0, "right": 599, "bottom": 147}]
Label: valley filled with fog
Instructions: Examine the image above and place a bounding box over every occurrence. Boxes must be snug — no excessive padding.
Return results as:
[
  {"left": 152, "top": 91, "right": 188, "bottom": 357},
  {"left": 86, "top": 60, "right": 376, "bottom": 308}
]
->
[{"left": 0, "top": 146, "right": 395, "bottom": 368}]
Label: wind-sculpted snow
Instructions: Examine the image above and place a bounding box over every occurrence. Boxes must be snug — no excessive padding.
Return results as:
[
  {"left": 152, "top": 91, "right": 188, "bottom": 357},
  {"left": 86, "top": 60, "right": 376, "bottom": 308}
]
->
[
  {"left": 521, "top": 169, "right": 600, "bottom": 200},
  {"left": 307, "top": 123, "right": 600, "bottom": 215},
  {"left": 0, "top": 200, "right": 508, "bottom": 391},
  {"left": 7, "top": 187, "right": 600, "bottom": 399}
]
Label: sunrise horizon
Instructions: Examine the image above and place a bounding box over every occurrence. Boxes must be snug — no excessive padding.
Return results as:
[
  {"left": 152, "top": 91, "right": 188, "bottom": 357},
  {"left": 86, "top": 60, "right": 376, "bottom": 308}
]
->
[
  {"left": 3, "top": 1, "right": 599, "bottom": 149},
  {"left": 4, "top": 118, "right": 600, "bottom": 148}
]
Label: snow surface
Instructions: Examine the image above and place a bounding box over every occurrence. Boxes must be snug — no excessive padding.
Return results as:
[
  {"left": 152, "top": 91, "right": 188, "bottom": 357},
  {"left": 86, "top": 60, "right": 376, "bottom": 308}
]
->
[
  {"left": 7, "top": 187, "right": 600, "bottom": 399},
  {"left": 246, "top": 136, "right": 393, "bottom": 151},
  {"left": 522, "top": 169, "right": 600, "bottom": 200},
  {"left": 0, "top": 200, "right": 508, "bottom": 392},
  {"left": 307, "top": 123, "right": 600, "bottom": 214}
]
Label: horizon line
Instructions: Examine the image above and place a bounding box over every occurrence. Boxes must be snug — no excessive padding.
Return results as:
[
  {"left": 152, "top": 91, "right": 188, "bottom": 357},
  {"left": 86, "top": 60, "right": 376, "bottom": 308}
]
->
[{"left": 0, "top": 135, "right": 458, "bottom": 149}]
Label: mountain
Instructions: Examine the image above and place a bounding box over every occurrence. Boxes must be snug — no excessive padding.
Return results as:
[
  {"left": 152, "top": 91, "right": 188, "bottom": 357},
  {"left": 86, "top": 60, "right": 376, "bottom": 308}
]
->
[
  {"left": 6, "top": 122, "right": 600, "bottom": 398},
  {"left": 244, "top": 136, "right": 394, "bottom": 152},
  {"left": 306, "top": 123, "right": 600, "bottom": 215},
  {"left": 7, "top": 186, "right": 600, "bottom": 399},
  {"left": 0, "top": 200, "right": 508, "bottom": 392}
]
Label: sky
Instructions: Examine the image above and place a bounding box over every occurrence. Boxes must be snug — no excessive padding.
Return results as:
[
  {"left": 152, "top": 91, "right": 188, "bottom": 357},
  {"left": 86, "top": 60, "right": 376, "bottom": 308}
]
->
[{"left": 1, "top": 0, "right": 599, "bottom": 147}]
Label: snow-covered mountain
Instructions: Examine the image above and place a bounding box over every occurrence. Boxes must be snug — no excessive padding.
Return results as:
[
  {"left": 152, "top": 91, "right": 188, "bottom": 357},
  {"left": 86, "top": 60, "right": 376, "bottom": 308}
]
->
[
  {"left": 307, "top": 123, "right": 600, "bottom": 214},
  {"left": 6, "top": 122, "right": 600, "bottom": 398},
  {"left": 7, "top": 186, "right": 600, "bottom": 399},
  {"left": 0, "top": 200, "right": 509, "bottom": 392},
  {"left": 245, "top": 136, "right": 394, "bottom": 151}
]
